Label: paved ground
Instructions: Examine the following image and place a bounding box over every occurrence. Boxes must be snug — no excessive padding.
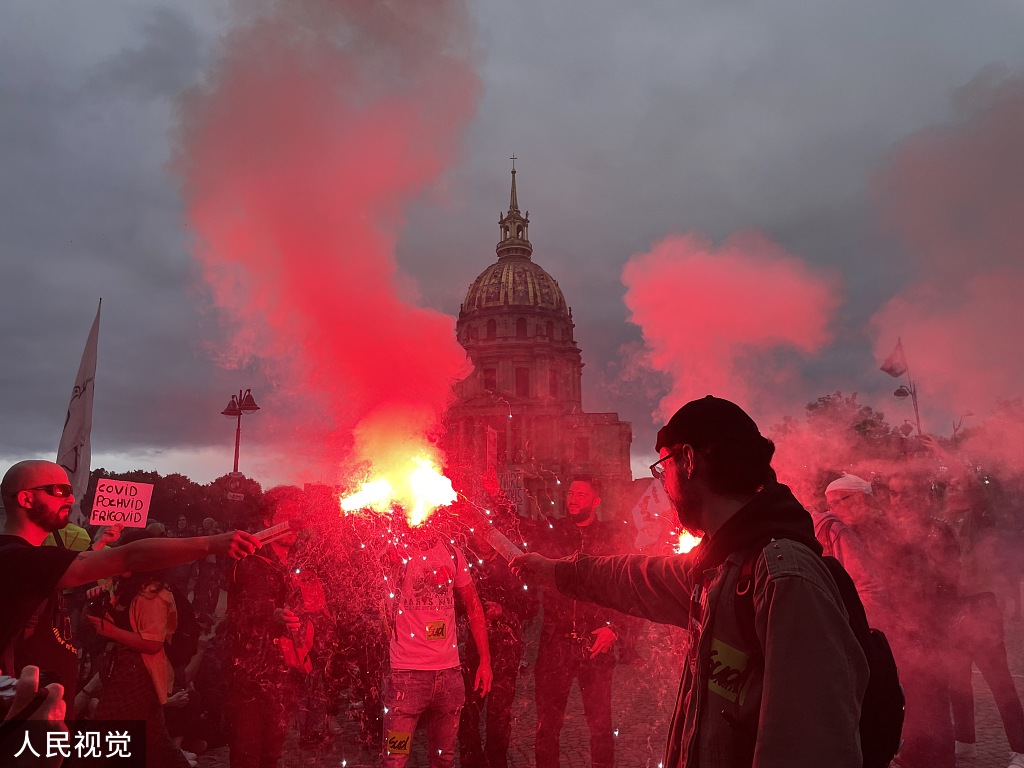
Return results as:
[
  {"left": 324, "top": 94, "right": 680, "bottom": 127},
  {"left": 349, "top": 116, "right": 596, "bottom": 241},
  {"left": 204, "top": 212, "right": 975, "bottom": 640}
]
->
[{"left": 197, "top": 598, "right": 1024, "bottom": 768}]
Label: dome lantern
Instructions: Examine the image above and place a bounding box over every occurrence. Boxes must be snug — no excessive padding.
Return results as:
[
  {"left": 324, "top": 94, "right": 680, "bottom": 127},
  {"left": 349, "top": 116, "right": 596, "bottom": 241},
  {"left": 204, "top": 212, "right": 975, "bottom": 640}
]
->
[{"left": 496, "top": 156, "right": 532, "bottom": 261}]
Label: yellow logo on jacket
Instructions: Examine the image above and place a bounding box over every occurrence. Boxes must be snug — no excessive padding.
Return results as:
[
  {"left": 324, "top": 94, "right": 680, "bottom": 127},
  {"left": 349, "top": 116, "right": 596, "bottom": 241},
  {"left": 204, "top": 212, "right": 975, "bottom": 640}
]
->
[{"left": 707, "top": 638, "right": 752, "bottom": 704}]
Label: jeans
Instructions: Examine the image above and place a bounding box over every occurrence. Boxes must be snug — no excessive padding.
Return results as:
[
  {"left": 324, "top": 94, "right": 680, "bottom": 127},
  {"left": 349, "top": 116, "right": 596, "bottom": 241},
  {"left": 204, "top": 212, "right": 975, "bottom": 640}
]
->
[
  {"left": 535, "top": 638, "right": 615, "bottom": 768},
  {"left": 382, "top": 667, "right": 465, "bottom": 768}
]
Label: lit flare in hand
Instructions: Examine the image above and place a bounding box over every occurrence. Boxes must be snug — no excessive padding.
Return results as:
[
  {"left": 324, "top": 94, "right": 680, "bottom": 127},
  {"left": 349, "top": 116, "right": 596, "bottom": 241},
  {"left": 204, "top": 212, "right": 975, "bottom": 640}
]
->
[
  {"left": 340, "top": 456, "right": 456, "bottom": 526},
  {"left": 677, "top": 530, "right": 702, "bottom": 554}
]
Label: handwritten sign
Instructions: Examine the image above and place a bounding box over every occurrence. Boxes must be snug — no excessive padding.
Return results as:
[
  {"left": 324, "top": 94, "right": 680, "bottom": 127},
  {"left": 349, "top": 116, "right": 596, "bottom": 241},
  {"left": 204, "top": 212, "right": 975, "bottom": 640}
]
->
[{"left": 89, "top": 479, "right": 153, "bottom": 527}]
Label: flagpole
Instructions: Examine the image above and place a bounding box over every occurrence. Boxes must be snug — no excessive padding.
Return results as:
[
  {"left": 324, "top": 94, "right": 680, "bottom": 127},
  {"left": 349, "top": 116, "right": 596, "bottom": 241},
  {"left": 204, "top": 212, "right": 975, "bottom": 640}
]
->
[
  {"left": 907, "top": 376, "right": 922, "bottom": 437},
  {"left": 898, "top": 341, "right": 923, "bottom": 436},
  {"left": 881, "top": 337, "right": 923, "bottom": 436}
]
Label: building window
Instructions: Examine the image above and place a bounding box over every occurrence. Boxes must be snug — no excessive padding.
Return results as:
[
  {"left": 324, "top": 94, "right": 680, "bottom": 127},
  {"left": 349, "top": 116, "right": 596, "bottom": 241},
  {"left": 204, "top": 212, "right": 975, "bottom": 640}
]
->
[
  {"left": 515, "top": 367, "right": 530, "bottom": 397},
  {"left": 486, "top": 319, "right": 496, "bottom": 340},
  {"left": 483, "top": 368, "right": 497, "bottom": 392},
  {"left": 516, "top": 225, "right": 523, "bottom": 238},
  {"left": 546, "top": 321, "right": 554, "bottom": 338},
  {"left": 574, "top": 437, "right": 590, "bottom": 462},
  {"left": 516, "top": 318, "right": 527, "bottom": 339},
  {"left": 549, "top": 369, "right": 559, "bottom": 397}
]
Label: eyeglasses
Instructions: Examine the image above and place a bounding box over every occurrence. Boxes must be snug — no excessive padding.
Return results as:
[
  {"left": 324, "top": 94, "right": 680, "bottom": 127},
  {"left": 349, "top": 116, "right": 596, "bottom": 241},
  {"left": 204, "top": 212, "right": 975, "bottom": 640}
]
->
[
  {"left": 826, "top": 493, "right": 858, "bottom": 510},
  {"left": 26, "top": 484, "right": 74, "bottom": 498},
  {"left": 650, "top": 453, "right": 678, "bottom": 482}
]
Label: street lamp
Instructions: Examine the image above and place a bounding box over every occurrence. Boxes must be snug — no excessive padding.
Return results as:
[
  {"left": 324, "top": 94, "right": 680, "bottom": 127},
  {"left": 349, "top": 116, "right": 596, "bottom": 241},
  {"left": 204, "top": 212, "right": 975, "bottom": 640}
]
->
[
  {"left": 221, "top": 389, "right": 260, "bottom": 473},
  {"left": 892, "top": 383, "right": 922, "bottom": 436}
]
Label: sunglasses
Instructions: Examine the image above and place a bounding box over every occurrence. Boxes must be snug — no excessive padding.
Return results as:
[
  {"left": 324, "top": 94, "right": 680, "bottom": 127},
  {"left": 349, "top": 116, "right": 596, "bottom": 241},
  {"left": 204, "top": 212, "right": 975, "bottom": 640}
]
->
[
  {"left": 26, "top": 484, "right": 74, "bottom": 498},
  {"left": 649, "top": 452, "right": 678, "bottom": 482}
]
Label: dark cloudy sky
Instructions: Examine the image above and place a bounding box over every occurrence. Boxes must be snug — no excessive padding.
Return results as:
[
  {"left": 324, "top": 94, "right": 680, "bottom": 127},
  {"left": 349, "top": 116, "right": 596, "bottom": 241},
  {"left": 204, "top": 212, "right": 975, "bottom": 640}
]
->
[{"left": 2, "top": 0, "right": 1022, "bottom": 486}]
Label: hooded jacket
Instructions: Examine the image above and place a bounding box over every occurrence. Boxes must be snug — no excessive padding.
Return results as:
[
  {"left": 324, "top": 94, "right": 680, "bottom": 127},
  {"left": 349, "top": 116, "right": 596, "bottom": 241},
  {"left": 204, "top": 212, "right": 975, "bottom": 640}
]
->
[{"left": 553, "top": 482, "right": 868, "bottom": 768}]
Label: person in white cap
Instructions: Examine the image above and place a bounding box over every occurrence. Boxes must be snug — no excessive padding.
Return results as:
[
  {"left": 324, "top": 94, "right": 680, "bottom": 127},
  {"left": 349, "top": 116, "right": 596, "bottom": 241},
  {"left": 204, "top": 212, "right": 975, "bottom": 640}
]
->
[{"left": 813, "top": 473, "right": 889, "bottom": 624}]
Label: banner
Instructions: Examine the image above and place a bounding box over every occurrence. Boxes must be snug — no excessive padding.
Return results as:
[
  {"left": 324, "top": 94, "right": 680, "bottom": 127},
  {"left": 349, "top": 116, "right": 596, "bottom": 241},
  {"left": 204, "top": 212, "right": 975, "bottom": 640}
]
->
[{"left": 57, "top": 300, "right": 101, "bottom": 526}]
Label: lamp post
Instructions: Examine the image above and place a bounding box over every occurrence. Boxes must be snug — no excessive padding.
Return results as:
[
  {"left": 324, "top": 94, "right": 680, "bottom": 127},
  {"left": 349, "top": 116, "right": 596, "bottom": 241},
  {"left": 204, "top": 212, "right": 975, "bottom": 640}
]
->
[
  {"left": 893, "top": 383, "right": 922, "bottom": 436},
  {"left": 221, "top": 389, "right": 260, "bottom": 473}
]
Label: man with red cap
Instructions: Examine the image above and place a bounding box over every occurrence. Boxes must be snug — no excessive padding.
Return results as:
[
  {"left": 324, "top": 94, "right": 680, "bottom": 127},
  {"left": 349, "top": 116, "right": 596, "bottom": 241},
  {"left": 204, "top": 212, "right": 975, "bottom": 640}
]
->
[{"left": 512, "top": 396, "right": 868, "bottom": 768}]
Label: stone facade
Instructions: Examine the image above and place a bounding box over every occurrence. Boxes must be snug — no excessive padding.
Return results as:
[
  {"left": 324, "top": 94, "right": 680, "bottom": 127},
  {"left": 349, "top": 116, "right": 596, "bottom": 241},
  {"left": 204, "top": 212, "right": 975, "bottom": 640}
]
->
[{"left": 444, "top": 166, "right": 632, "bottom": 520}]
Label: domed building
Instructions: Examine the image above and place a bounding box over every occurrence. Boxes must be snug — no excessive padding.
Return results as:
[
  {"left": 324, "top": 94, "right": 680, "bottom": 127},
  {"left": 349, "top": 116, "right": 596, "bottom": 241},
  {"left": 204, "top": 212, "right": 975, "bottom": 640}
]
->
[{"left": 445, "top": 165, "right": 632, "bottom": 519}]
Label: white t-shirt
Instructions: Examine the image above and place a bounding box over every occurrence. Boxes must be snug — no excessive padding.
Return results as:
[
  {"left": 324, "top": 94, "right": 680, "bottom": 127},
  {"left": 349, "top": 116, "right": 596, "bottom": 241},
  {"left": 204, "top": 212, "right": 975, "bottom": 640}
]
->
[{"left": 389, "top": 540, "right": 472, "bottom": 670}]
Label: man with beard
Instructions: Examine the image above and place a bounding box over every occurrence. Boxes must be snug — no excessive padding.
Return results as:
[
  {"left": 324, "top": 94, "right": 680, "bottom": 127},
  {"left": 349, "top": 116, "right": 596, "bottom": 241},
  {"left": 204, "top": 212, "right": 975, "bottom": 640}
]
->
[
  {"left": 512, "top": 397, "right": 867, "bottom": 768},
  {"left": 0, "top": 460, "right": 261, "bottom": 716},
  {"left": 532, "top": 476, "right": 624, "bottom": 768}
]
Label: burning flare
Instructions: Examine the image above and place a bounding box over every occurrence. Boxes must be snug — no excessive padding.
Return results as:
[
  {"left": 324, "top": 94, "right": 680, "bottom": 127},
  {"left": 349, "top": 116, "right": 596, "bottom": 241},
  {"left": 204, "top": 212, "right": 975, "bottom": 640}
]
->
[
  {"left": 676, "top": 530, "right": 702, "bottom": 554},
  {"left": 340, "top": 456, "right": 456, "bottom": 527}
]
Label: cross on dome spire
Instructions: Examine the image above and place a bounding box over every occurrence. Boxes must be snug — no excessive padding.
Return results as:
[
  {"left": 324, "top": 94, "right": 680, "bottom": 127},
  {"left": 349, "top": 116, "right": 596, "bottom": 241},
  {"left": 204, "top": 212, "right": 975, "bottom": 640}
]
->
[
  {"left": 496, "top": 156, "right": 531, "bottom": 260},
  {"left": 508, "top": 155, "right": 519, "bottom": 213}
]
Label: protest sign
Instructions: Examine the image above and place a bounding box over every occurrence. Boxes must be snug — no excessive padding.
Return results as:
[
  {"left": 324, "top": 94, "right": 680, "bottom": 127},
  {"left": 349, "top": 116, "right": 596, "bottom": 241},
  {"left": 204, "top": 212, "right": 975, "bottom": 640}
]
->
[{"left": 89, "top": 479, "right": 153, "bottom": 527}]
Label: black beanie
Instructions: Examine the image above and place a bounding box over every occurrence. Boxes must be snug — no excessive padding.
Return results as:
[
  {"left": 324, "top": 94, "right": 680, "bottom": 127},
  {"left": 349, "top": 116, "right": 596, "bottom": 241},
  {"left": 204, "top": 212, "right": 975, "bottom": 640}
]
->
[{"left": 655, "top": 395, "right": 762, "bottom": 452}]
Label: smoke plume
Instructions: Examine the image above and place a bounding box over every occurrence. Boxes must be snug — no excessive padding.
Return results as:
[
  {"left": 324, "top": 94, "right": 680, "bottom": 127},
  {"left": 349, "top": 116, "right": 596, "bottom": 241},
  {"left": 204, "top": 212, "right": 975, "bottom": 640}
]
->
[
  {"left": 621, "top": 232, "right": 841, "bottom": 421},
  {"left": 869, "top": 66, "right": 1024, "bottom": 427},
  {"left": 173, "top": 0, "right": 479, "bottom": 482}
]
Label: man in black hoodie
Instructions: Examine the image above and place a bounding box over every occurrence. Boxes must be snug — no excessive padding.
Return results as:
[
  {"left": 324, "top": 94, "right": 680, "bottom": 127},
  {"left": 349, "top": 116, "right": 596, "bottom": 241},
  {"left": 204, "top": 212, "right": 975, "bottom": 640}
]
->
[
  {"left": 512, "top": 396, "right": 867, "bottom": 768},
  {"left": 531, "top": 476, "right": 625, "bottom": 768}
]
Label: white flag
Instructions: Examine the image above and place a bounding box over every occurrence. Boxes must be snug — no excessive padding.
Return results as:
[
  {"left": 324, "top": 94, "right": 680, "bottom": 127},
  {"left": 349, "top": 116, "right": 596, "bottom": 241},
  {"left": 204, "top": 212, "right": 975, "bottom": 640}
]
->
[{"left": 57, "top": 300, "right": 101, "bottom": 526}]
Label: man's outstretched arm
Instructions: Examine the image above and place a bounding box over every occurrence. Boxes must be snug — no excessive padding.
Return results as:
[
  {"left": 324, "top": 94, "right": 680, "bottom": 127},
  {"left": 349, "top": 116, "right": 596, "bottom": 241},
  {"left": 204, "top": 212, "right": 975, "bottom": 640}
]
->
[
  {"left": 511, "top": 551, "right": 693, "bottom": 627},
  {"left": 57, "top": 531, "right": 260, "bottom": 589}
]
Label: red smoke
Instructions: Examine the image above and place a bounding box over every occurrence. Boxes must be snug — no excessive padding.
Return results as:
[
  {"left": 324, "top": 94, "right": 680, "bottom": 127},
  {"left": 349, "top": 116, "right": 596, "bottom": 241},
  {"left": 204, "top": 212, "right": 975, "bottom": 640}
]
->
[
  {"left": 870, "top": 66, "right": 1024, "bottom": 431},
  {"left": 621, "top": 232, "right": 840, "bottom": 421},
  {"left": 173, "top": 0, "right": 479, "bottom": 481}
]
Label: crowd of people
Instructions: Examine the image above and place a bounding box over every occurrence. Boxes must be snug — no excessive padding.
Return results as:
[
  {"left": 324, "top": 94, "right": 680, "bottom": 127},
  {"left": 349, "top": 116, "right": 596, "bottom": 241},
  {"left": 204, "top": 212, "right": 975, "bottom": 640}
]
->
[{"left": 3, "top": 394, "right": 1024, "bottom": 768}]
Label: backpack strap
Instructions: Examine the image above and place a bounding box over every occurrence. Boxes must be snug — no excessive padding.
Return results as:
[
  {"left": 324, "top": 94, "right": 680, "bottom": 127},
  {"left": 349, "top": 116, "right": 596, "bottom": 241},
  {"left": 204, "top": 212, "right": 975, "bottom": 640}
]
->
[
  {"left": 733, "top": 535, "right": 782, "bottom": 650},
  {"left": 814, "top": 513, "right": 844, "bottom": 558}
]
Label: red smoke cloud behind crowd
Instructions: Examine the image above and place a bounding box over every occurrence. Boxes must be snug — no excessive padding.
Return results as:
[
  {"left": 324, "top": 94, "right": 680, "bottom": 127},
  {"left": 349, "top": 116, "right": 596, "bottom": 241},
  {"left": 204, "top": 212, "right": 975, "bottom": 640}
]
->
[
  {"left": 621, "top": 232, "right": 840, "bottom": 423},
  {"left": 870, "top": 67, "right": 1024, "bottom": 471},
  {"left": 173, "top": 0, "right": 479, "bottom": 482}
]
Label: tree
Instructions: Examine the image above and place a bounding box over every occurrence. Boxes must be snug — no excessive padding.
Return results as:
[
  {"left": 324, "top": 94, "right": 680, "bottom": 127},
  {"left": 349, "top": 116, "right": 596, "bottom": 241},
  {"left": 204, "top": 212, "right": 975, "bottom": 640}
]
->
[{"left": 82, "top": 468, "right": 265, "bottom": 531}]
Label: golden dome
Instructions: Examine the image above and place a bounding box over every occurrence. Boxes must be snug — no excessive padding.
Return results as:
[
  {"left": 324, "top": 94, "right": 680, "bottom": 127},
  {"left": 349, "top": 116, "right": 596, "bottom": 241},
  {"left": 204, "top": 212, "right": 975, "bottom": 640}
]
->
[{"left": 463, "top": 257, "right": 568, "bottom": 316}]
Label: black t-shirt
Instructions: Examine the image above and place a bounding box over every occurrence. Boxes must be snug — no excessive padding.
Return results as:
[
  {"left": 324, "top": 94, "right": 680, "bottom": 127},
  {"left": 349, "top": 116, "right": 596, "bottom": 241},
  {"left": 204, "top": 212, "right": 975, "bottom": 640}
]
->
[{"left": 0, "top": 535, "right": 80, "bottom": 713}]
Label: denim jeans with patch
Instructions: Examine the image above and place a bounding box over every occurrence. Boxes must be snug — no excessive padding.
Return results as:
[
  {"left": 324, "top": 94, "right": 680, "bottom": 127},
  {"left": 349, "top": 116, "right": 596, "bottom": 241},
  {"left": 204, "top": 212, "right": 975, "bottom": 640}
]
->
[{"left": 382, "top": 667, "right": 465, "bottom": 768}]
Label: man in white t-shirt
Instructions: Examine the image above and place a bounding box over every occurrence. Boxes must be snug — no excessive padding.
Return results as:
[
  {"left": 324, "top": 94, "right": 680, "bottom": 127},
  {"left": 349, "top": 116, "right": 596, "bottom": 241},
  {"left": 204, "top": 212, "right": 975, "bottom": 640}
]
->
[{"left": 382, "top": 519, "right": 492, "bottom": 768}]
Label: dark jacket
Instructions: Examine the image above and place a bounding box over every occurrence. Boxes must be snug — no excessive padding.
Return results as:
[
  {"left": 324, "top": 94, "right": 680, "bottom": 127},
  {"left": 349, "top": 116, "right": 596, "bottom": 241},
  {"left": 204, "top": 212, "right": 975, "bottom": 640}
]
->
[
  {"left": 553, "top": 483, "right": 868, "bottom": 768},
  {"left": 537, "top": 518, "right": 628, "bottom": 646}
]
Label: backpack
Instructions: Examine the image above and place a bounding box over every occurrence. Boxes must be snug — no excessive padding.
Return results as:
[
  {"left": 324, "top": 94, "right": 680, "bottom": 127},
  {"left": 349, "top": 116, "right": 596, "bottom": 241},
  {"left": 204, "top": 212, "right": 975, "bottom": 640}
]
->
[
  {"left": 166, "top": 586, "right": 201, "bottom": 668},
  {"left": 736, "top": 541, "right": 905, "bottom": 768}
]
